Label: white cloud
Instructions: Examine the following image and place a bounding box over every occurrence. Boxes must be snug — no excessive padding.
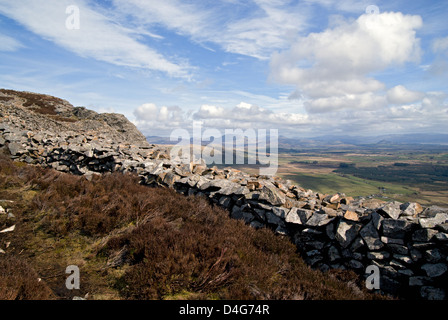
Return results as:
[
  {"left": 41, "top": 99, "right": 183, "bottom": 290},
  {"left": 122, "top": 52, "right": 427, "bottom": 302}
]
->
[
  {"left": 273, "top": 12, "right": 423, "bottom": 79},
  {"left": 422, "top": 36, "right": 448, "bottom": 78},
  {"left": 421, "top": 92, "right": 448, "bottom": 111},
  {"left": 112, "top": 0, "right": 307, "bottom": 60},
  {"left": 2, "top": 1, "right": 446, "bottom": 138},
  {"left": 433, "top": 36, "right": 448, "bottom": 54},
  {"left": 217, "top": 0, "right": 308, "bottom": 59},
  {"left": 133, "top": 100, "right": 313, "bottom": 136},
  {"left": 113, "top": 0, "right": 209, "bottom": 38},
  {"left": 387, "top": 85, "right": 425, "bottom": 105},
  {"left": 194, "top": 102, "right": 310, "bottom": 128},
  {"left": 304, "top": 0, "right": 372, "bottom": 13},
  {"left": 305, "top": 92, "right": 388, "bottom": 113},
  {"left": 134, "top": 103, "right": 158, "bottom": 121},
  {"left": 270, "top": 11, "right": 423, "bottom": 113},
  {"left": 0, "top": 33, "right": 23, "bottom": 51},
  {"left": 0, "top": 0, "right": 191, "bottom": 78},
  {"left": 133, "top": 102, "right": 189, "bottom": 134},
  {"left": 195, "top": 104, "right": 227, "bottom": 119},
  {"left": 132, "top": 93, "right": 448, "bottom": 138},
  {"left": 292, "top": 78, "right": 385, "bottom": 100}
]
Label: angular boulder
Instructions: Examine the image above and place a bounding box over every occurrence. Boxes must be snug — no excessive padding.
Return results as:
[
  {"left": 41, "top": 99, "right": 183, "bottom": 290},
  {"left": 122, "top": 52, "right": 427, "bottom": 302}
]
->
[
  {"left": 335, "top": 220, "right": 362, "bottom": 248},
  {"left": 379, "top": 201, "right": 402, "bottom": 219},
  {"left": 421, "top": 263, "right": 448, "bottom": 278},
  {"left": 360, "top": 220, "right": 384, "bottom": 250},
  {"left": 305, "top": 212, "right": 334, "bottom": 227},
  {"left": 285, "top": 207, "right": 313, "bottom": 225},
  {"left": 419, "top": 213, "right": 448, "bottom": 229},
  {"left": 258, "top": 184, "right": 286, "bottom": 206},
  {"left": 382, "top": 219, "right": 415, "bottom": 239}
]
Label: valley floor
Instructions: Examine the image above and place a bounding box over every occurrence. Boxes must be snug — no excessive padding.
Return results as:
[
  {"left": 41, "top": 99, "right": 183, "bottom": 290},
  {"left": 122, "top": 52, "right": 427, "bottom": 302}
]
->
[{"left": 222, "top": 144, "right": 448, "bottom": 208}]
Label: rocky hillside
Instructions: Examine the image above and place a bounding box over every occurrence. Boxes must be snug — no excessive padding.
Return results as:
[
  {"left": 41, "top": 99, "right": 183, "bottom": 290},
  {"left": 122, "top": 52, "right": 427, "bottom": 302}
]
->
[
  {"left": 0, "top": 89, "right": 170, "bottom": 177},
  {"left": 1, "top": 89, "right": 448, "bottom": 300},
  {"left": 0, "top": 89, "right": 149, "bottom": 146}
]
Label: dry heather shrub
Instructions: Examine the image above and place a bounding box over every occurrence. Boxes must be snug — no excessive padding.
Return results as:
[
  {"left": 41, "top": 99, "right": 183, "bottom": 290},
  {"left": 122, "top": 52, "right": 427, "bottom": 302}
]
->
[
  {"left": 31, "top": 171, "right": 162, "bottom": 236},
  {"left": 0, "top": 155, "right": 382, "bottom": 300},
  {"left": 0, "top": 154, "right": 47, "bottom": 201},
  {"left": 0, "top": 256, "right": 54, "bottom": 300},
  {"left": 105, "top": 192, "right": 377, "bottom": 300},
  {"left": 0, "top": 96, "right": 13, "bottom": 102},
  {"left": 0, "top": 89, "right": 62, "bottom": 115},
  {"left": 0, "top": 89, "right": 77, "bottom": 122}
]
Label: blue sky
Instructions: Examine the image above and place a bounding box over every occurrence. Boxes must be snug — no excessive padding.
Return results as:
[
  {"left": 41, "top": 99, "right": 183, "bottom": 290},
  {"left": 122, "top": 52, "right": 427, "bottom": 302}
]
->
[{"left": 0, "top": 0, "right": 447, "bottom": 138}]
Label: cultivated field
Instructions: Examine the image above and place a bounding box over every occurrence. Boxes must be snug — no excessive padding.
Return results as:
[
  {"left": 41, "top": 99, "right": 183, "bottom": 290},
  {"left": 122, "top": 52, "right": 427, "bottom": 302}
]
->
[{"left": 217, "top": 143, "right": 448, "bottom": 208}]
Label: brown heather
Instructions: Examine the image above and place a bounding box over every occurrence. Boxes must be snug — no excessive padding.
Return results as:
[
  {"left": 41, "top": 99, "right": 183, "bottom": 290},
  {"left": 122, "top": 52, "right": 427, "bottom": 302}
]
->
[
  {"left": 0, "top": 154, "right": 384, "bottom": 300},
  {"left": 0, "top": 89, "right": 77, "bottom": 122}
]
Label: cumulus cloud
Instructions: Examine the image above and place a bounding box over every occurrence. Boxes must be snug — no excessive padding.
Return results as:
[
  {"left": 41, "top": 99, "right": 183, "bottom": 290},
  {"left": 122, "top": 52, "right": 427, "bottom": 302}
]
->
[
  {"left": 133, "top": 100, "right": 314, "bottom": 137},
  {"left": 193, "top": 102, "right": 312, "bottom": 131},
  {"left": 133, "top": 103, "right": 188, "bottom": 134},
  {"left": 134, "top": 103, "right": 158, "bottom": 121},
  {"left": 421, "top": 92, "right": 448, "bottom": 111},
  {"left": 195, "top": 105, "right": 227, "bottom": 119},
  {"left": 387, "top": 85, "right": 425, "bottom": 105},
  {"left": 133, "top": 94, "right": 448, "bottom": 138},
  {"left": 270, "top": 11, "right": 423, "bottom": 113},
  {"left": 305, "top": 92, "right": 388, "bottom": 113}
]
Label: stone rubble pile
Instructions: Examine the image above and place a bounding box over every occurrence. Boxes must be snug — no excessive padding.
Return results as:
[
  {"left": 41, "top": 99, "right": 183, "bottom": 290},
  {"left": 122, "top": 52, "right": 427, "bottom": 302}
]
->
[
  {"left": 1, "top": 90, "right": 447, "bottom": 300},
  {"left": 1, "top": 124, "right": 170, "bottom": 179}
]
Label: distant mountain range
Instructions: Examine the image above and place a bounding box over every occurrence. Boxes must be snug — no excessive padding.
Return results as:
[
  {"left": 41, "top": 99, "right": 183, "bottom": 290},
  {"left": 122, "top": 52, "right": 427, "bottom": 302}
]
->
[
  {"left": 305, "top": 133, "right": 448, "bottom": 145},
  {"left": 147, "top": 133, "right": 448, "bottom": 147},
  {"left": 146, "top": 136, "right": 175, "bottom": 145}
]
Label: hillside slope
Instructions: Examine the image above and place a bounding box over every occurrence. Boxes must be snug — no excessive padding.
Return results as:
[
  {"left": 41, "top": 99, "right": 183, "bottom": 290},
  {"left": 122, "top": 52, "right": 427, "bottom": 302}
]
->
[
  {"left": 0, "top": 154, "right": 377, "bottom": 300},
  {"left": 0, "top": 89, "right": 148, "bottom": 146},
  {"left": 1, "top": 89, "right": 447, "bottom": 300}
]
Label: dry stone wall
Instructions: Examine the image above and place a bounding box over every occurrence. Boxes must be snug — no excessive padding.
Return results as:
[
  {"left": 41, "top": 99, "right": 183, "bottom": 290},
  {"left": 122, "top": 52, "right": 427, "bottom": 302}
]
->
[{"left": 1, "top": 90, "right": 448, "bottom": 300}]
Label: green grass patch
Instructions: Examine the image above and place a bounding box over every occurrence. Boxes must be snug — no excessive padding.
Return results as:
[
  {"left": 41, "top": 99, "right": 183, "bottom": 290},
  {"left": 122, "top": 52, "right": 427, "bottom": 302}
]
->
[{"left": 281, "top": 171, "right": 416, "bottom": 199}]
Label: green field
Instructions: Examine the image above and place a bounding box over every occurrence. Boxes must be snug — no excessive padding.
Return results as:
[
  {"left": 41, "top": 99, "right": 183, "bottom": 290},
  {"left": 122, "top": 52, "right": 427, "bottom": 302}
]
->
[
  {"left": 276, "top": 146, "right": 448, "bottom": 207},
  {"left": 220, "top": 144, "right": 448, "bottom": 207},
  {"left": 281, "top": 171, "right": 416, "bottom": 199}
]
